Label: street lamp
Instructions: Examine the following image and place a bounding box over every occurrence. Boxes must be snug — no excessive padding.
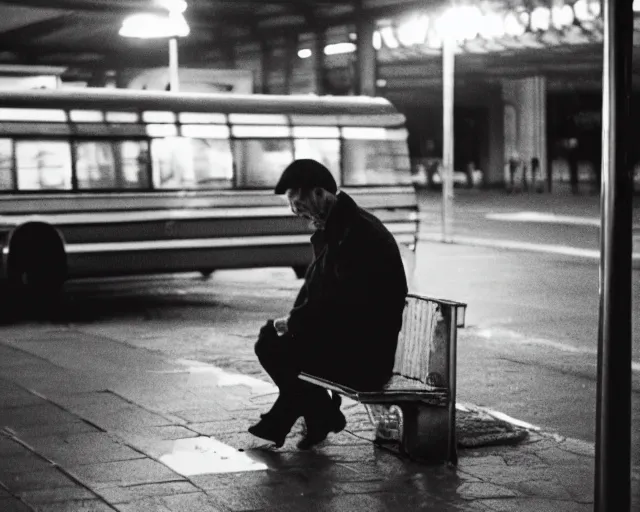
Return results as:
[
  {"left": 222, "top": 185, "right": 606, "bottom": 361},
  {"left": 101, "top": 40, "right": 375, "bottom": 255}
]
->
[
  {"left": 433, "top": 4, "right": 481, "bottom": 242},
  {"left": 119, "top": 0, "right": 190, "bottom": 92}
]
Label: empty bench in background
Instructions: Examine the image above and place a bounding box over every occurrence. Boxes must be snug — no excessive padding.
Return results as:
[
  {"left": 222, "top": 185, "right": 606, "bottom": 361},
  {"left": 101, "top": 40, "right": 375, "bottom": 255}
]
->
[{"left": 299, "top": 293, "right": 467, "bottom": 465}]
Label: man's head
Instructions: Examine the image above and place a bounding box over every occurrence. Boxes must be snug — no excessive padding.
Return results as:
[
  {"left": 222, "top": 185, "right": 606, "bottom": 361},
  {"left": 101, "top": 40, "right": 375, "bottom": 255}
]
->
[{"left": 275, "top": 159, "right": 338, "bottom": 230}]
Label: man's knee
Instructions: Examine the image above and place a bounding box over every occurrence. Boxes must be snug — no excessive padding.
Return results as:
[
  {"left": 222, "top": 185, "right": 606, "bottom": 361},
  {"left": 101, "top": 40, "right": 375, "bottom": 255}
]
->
[
  {"left": 255, "top": 321, "right": 280, "bottom": 359},
  {"left": 254, "top": 335, "right": 271, "bottom": 360},
  {"left": 256, "top": 320, "right": 273, "bottom": 342},
  {"left": 255, "top": 332, "right": 301, "bottom": 372}
]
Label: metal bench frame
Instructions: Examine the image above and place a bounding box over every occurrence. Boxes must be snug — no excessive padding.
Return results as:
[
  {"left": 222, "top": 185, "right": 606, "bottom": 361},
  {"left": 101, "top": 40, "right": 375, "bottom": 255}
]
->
[{"left": 299, "top": 293, "right": 467, "bottom": 465}]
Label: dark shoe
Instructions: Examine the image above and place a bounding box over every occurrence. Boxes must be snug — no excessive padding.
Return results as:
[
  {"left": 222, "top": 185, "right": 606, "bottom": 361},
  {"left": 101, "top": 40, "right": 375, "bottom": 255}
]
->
[
  {"left": 248, "top": 418, "right": 287, "bottom": 448},
  {"left": 297, "top": 394, "right": 346, "bottom": 450}
]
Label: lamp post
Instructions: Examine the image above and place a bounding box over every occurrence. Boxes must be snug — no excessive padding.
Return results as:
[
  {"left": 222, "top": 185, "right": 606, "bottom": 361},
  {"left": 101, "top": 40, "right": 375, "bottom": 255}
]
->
[
  {"left": 119, "top": 0, "right": 190, "bottom": 92},
  {"left": 168, "top": 36, "right": 180, "bottom": 92},
  {"left": 436, "top": 4, "right": 480, "bottom": 243},
  {"left": 433, "top": 4, "right": 484, "bottom": 242},
  {"left": 441, "top": 30, "right": 455, "bottom": 243},
  {"left": 595, "top": 0, "right": 633, "bottom": 509}
]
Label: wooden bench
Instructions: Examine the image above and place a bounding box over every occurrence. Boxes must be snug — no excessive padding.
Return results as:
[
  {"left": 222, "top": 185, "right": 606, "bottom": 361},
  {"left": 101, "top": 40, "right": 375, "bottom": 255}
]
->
[{"left": 299, "top": 293, "right": 467, "bottom": 465}]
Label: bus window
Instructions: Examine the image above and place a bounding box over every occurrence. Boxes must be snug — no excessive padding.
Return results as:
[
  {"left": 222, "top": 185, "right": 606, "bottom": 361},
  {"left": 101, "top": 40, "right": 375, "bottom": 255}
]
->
[
  {"left": 75, "top": 141, "right": 117, "bottom": 190},
  {"left": 342, "top": 140, "right": 412, "bottom": 186},
  {"left": 15, "top": 140, "right": 72, "bottom": 191},
  {"left": 152, "top": 137, "right": 233, "bottom": 189},
  {"left": 152, "top": 137, "right": 183, "bottom": 188},
  {"left": 0, "top": 139, "right": 13, "bottom": 190},
  {"left": 293, "top": 138, "right": 341, "bottom": 185},
  {"left": 191, "top": 138, "right": 233, "bottom": 188},
  {"left": 234, "top": 139, "right": 294, "bottom": 188},
  {"left": 118, "top": 140, "right": 150, "bottom": 189}
]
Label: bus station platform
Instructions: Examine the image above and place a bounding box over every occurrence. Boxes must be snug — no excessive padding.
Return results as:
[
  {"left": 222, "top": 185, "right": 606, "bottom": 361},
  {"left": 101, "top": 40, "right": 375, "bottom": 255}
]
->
[{"left": 1, "top": 323, "right": 637, "bottom": 512}]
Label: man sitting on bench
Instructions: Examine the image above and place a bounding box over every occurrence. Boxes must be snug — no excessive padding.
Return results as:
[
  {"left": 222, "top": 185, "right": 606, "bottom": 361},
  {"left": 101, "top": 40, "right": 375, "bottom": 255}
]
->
[{"left": 248, "top": 158, "right": 408, "bottom": 449}]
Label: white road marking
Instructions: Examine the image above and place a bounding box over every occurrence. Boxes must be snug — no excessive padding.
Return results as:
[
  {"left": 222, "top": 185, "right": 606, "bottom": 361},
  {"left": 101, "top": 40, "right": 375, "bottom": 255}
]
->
[
  {"left": 485, "top": 211, "right": 601, "bottom": 226},
  {"left": 418, "top": 233, "right": 640, "bottom": 262},
  {"left": 457, "top": 402, "right": 542, "bottom": 431},
  {"left": 458, "top": 402, "right": 601, "bottom": 461},
  {"left": 475, "top": 327, "right": 640, "bottom": 372},
  {"left": 420, "top": 233, "right": 597, "bottom": 257}
]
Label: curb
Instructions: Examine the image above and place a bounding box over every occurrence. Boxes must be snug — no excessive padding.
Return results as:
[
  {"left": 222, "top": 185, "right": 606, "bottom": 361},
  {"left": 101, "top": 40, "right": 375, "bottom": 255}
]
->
[
  {"left": 458, "top": 402, "right": 541, "bottom": 432},
  {"left": 464, "top": 403, "right": 640, "bottom": 480},
  {"left": 418, "top": 233, "right": 640, "bottom": 268},
  {"left": 458, "top": 402, "right": 599, "bottom": 455}
]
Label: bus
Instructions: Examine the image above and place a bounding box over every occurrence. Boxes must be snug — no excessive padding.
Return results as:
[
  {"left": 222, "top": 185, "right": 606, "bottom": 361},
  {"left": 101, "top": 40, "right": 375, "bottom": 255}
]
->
[{"left": 0, "top": 88, "right": 419, "bottom": 297}]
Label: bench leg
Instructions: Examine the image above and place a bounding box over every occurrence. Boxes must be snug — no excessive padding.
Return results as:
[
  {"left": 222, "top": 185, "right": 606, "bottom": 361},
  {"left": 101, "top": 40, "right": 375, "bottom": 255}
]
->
[{"left": 399, "top": 403, "right": 456, "bottom": 464}]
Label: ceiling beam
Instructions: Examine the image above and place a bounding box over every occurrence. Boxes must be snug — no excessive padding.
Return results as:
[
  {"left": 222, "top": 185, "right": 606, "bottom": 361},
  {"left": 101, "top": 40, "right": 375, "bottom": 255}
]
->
[
  {"left": 12, "top": 50, "right": 165, "bottom": 68},
  {"left": 0, "top": 0, "right": 352, "bottom": 15},
  {"left": 188, "top": 0, "right": 349, "bottom": 4},
  {"left": 0, "top": 13, "right": 76, "bottom": 41},
  {"left": 0, "top": 0, "right": 168, "bottom": 14},
  {"left": 0, "top": 0, "right": 444, "bottom": 31},
  {"left": 260, "top": 0, "right": 449, "bottom": 32},
  {"left": 0, "top": 35, "right": 226, "bottom": 68},
  {"left": 377, "top": 43, "right": 610, "bottom": 67}
]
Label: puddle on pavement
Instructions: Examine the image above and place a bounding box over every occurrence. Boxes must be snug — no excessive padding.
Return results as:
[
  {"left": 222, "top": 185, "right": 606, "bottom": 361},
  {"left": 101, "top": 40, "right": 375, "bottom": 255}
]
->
[
  {"left": 175, "top": 359, "right": 278, "bottom": 394},
  {"left": 159, "top": 436, "right": 268, "bottom": 475}
]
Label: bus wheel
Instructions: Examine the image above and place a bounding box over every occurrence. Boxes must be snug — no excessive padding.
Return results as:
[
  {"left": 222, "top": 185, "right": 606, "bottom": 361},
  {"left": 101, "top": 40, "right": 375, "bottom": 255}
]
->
[
  {"left": 292, "top": 265, "right": 308, "bottom": 279},
  {"left": 7, "top": 223, "right": 67, "bottom": 303},
  {"left": 200, "top": 269, "right": 215, "bottom": 279}
]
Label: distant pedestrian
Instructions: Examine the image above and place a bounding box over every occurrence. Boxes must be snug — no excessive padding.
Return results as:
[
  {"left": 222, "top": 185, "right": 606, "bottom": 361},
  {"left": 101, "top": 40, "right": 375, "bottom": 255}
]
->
[
  {"left": 508, "top": 156, "right": 520, "bottom": 193},
  {"left": 531, "top": 157, "right": 543, "bottom": 193},
  {"left": 465, "top": 161, "right": 475, "bottom": 189},
  {"left": 568, "top": 147, "right": 579, "bottom": 195},
  {"left": 249, "top": 159, "right": 408, "bottom": 449}
]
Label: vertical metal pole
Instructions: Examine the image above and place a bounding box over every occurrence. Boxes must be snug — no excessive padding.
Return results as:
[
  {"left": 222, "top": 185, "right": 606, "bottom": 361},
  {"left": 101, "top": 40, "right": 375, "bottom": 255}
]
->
[
  {"left": 169, "top": 36, "right": 180, "bottom": 92},
  {"left": 283, "top": 34, "right": 297, "bottom": 95},
  {"left": 260, "top": 39, "right": 270, "bottom": 94},
  {"left": 448, "top": 304, "right": 458, "bottom": 465},
  {"left": 441, "top": 33, "right": 455, "bottom": 242},
  {"left": 314, "top": 30, "right": 326, "bottom": 95},
  {"left": 595, "top": 0, "right": 633, "bottom": 510},
  {"left": 355, "top": 8, "right": 377, "bottom": 97}
]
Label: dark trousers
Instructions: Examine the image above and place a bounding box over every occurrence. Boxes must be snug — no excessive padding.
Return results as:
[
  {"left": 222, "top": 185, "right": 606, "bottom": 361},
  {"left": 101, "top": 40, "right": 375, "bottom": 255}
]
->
[{"left": 254, "top": 321, "right": 335, "bottom": 431}]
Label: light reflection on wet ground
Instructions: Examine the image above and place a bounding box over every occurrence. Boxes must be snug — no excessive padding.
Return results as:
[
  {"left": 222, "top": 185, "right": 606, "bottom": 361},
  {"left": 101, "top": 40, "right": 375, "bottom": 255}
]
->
[
  {"left": 159, "top": 436, "right": 268, "bottom": 476},
  {"left": 152, "top": 362, "right": 277, "bottom": 477},
  {"left": 174, "top": 359, "right": 278, "bottom": 394}
]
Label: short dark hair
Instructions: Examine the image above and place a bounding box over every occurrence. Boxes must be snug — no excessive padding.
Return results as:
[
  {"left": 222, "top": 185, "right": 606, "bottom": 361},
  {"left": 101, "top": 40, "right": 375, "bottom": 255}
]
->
[{"left": 274, "top": 159, "right": 337, "bottom": 195}]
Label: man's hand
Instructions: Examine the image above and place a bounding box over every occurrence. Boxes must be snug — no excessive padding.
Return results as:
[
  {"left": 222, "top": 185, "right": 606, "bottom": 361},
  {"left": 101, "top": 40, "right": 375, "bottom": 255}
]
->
[{"left": 273, "top": 316, "right": 289, "bottom": 336}]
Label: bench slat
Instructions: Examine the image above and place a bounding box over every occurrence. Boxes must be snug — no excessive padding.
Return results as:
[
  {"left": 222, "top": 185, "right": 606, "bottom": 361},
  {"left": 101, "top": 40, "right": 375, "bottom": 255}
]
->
[
  {"left": 394, "top": 298, "right": 441, "bottom": 385},
  {"left": 299, "top": 373, "right": 449, "bottom": 406}
]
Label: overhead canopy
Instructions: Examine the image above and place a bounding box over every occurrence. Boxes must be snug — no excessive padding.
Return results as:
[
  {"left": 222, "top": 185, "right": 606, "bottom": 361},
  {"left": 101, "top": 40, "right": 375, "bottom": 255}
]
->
[
  {"left": 0, "top": 0, "right": 422, "bottom": 70},
  {"left": 0, "top": 0, "right": 638, "bottom": 93}
]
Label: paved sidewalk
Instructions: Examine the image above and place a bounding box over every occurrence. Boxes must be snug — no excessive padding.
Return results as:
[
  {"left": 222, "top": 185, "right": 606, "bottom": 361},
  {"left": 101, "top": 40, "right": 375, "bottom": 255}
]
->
[{"left": 1, "top": 324, "right": 638, "bottom": 511}]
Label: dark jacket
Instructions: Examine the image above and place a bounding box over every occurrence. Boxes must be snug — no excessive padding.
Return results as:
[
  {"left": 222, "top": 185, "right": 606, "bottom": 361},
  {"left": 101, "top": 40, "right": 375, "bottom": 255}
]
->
[{"left": 287, "top": 191, "right": 408, "bottom": 390}]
